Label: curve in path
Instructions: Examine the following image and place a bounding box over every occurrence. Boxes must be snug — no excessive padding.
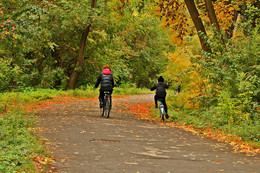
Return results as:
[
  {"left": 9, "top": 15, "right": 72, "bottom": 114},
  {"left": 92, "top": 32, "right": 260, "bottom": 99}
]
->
[{"left": 36, "top": 94, "right": 260, "bottom": 173}]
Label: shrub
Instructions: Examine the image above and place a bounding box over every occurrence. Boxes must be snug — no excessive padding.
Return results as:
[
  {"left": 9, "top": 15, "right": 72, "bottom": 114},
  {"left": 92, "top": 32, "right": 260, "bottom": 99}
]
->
[{"left": 0, "top": 59, "right": 20, "bottom": 92}]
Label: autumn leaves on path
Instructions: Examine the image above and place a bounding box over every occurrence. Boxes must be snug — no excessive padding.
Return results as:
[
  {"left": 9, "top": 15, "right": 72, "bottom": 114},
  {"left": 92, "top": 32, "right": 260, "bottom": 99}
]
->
[{"left": 36, "top": 94, "right": 260, "bottom": 173}]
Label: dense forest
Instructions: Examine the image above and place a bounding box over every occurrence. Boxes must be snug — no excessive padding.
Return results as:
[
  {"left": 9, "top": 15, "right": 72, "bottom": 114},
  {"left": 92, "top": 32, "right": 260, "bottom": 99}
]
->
[
  {"left": 1, "top": 0, "right": 172, "bottom": 90},
  {"left": 0, "top": 0, "right": 259, "bottom": 171},
  {"left": 1, "top": 0, "right": 259, "bottom": 140}
]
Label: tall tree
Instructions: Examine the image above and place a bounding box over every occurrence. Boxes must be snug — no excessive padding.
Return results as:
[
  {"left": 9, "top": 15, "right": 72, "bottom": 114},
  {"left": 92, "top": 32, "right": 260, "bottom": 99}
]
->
[
  {"left": 184, "top": 0, "right": 211, "bottom": 52},
  {"left": 68, "top": 0, "right": 98, "bottom": 89}
]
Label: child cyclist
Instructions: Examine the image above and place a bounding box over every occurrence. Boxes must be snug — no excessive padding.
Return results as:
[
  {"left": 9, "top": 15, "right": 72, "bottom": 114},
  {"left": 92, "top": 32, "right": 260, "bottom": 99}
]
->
[{"left": 151, "top": 76, "right": 169, "bottom": 119}]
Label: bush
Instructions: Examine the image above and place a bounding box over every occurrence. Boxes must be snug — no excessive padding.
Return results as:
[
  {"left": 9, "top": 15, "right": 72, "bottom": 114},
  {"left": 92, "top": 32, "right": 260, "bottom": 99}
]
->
[
  {"left": 41, "top": 67, "right": 67, "bottom": 89},
  {"left": 0, "top": 59, "right": 20, "bottom": 92}
]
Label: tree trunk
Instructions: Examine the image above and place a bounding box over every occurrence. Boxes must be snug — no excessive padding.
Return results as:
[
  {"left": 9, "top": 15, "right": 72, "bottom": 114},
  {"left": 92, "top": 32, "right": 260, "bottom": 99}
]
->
[
  {"left": 232, "top": 13, "right": 241, "bottom": 38},
  {"left": 68, "top": 0, "right": 97, "bottom": 89},
  {"left": 204, "top": 0, "right": 225, "bottom": 44},
  {"left": 184, "top": 0, "right": 211, "bottom": 52},
  {"left": 204, "top": 0, "right": 220, "bottom": 32},
  {"left": 227, "top": 11, "right": 239, "bottom": 39},
  {"left": 68, "top": 25, "right": 92, "bottom": 89}
]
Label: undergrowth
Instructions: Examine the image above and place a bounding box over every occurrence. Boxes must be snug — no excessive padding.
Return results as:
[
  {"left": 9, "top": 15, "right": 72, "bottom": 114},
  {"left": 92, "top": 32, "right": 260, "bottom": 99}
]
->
[
  {"left": 0, "top": 109, "right": 47, "bottom": 172},
  {"left": 165, "top": 91, "right": 260, "bottom": 148}
]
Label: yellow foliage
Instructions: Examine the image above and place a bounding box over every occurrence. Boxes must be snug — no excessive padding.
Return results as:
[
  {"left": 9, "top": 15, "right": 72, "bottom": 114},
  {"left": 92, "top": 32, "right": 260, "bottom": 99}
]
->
[
  {"left": 212, "top": 0, "right": 253, "bottom": 33},
  {"left": 163, "top": 45, "right": 224, "bottom": 109},
  {"left": 157, "top": 0, "right": 191, "bottom": 45},
  {"left": 163, "top": 47, "right": 208, "bottom": 109},
  {"left": 170, "top": 33, "right": 183, "bottom": 45},
  {"left": 163, "top": 48, "right": 191, "bottom": 82}
]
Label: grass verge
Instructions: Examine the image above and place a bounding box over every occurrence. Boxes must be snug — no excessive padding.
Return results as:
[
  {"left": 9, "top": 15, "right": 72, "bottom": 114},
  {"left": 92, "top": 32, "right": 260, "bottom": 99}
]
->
[{"left": 0, "top": 109, "right": 49, "bottom": 172}]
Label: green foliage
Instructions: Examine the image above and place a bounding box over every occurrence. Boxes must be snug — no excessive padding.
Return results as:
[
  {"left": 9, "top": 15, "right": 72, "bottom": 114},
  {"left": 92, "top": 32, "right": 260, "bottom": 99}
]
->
[
  {"left": 240, "top": 3, "right": 260, "bottom": 35},
  {"left": 114, "top": 2, "right": 170, "bottom": 87},
  {"left": 41, "top": 67, "right": 67, "bottom": 89},
  {"left": 0, "top": 110, "right": 45, "bottom": 172},
  {"left": 75, "top": 0, "right": 171, "bottom": 88},
  {"left": 1, "top": 0, "right": 172, "bottom": 91},
  {"left": 1, "top": 0, "right": 67, "bottom": 91},
  {"left": 113, "top": 83, "right": 152, "bottom": 95},
  {"left": 199, "top": 26, "right": 259, "bottom": 141},
  {"left": 0, "top": 59, "right": 21, "bottom": 91}
]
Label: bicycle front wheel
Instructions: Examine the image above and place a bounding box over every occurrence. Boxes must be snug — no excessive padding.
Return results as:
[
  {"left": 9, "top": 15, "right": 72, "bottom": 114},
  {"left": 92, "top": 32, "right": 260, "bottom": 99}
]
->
[{"left": 159, "top": 102, "right": 165, "bottom": 121}]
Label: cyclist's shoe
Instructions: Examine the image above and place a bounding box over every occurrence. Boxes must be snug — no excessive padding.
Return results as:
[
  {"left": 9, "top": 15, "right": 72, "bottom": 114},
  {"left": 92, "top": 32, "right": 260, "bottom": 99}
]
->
[
  {"left": 166, "top": 113, "right": 169, "bottom": 119},
  {"left": 155, "top": 105, "right": 158, "bottom": 108}
]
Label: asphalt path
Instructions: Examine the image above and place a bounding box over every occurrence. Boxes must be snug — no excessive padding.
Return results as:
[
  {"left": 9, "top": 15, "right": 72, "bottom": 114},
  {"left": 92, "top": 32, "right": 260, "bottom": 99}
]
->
[{"left": 36, "top": 94, "right": 260, "bottom": 173}]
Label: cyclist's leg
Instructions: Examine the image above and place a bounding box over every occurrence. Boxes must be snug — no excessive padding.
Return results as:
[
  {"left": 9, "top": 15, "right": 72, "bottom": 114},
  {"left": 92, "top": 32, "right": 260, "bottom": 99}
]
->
[
  {"left": 99, "top": 90, "right": 105, "bottom": 108},
  {"left": 161, "top": 97, "right": 169, "bottom": 118},
  {"left": 154, "top": 95, "right": 158, "bottom": 108},
  {"left": 109, "top": 89, "right": 113, "bottom": 108},
  {"left": 161, "top": 97, "right": 167, "bottom": 112}
]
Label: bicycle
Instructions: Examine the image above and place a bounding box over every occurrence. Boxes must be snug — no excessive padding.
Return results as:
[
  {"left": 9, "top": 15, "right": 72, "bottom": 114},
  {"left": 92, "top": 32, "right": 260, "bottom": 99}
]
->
[
  {"left": 158, "top": 99, "right": 166, "bottom": 121},
  {"left": 100, "top": 91, "right": 111, "bottom": 118}
]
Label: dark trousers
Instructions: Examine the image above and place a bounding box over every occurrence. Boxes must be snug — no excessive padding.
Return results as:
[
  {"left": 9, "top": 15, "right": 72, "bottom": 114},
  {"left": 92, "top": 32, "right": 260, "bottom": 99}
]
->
[
  {"left": 99, "top": 89, "right": 113, "bottom": 106},
  {"left": 155, "top": 95, "right": 168, "bottom": 113}
]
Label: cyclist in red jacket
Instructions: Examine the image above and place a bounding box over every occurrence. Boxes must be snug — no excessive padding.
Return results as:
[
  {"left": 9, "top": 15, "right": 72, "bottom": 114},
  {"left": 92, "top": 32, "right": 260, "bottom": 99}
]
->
[
  {"left": 95, "top": 65, "right": 114, "bottom": 108},
  {"left": 151, "top": 76, "right": 169, "bottom": 119}
]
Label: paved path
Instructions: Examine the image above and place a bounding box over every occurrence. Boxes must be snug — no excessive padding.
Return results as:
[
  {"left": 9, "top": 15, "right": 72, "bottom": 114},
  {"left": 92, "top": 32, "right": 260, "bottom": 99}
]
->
[{"left": 36, "top": 94, "right": 260, "bottom": 173}]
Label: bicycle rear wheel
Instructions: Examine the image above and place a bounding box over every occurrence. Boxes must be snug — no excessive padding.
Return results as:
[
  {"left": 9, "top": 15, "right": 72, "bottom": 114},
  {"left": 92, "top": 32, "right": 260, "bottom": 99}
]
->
[{"left": 104, "top": 96, "right": 111, "bottom": 118}]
